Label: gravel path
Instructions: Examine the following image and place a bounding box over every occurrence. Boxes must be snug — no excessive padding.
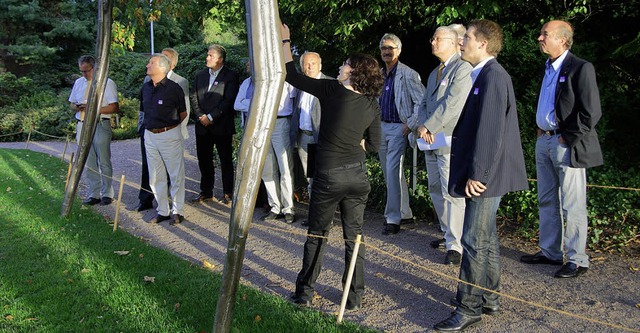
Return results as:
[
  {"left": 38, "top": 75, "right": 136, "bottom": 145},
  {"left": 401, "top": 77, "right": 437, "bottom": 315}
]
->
[{"left": 2, "top": 125, "right": 639, "bottom": 333}]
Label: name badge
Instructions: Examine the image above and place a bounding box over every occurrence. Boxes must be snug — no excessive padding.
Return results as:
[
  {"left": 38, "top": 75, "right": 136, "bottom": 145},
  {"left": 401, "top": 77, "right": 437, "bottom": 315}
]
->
[
  {"left": 214, "top": 81, "right": 219, "bottom": 86},
  {"left": 473, "top": 88, "right": 479, "bottom": 95},
  {"left": 440, "top": 78, "right": 448, "bottom": 86},
  {"left": 158, "top": 100, "right": 163, "bottom": 105},
  {"left": 559, "top": 76, "right": 566, "bottom": 83}
]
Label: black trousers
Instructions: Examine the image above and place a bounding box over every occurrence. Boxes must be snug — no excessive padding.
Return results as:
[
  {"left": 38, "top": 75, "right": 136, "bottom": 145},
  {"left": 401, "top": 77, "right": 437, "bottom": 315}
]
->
[
  {"left": 295, "top": 162, "right": 370, "bottom": 307},
  {"left": 195, "top": 133, "right": 234, "bottom": 197}
]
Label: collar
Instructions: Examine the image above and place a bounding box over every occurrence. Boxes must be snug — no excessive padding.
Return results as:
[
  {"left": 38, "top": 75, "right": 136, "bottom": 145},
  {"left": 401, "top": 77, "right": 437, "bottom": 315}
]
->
[
  {"left": 384, "top": 62, "right": 398, "bottom": 77},
  {"left": 442, "top": 53, "right": 457, "bottom": 67},
  {"left": 209, "top": 66, "right": 223, "bottom": 77},
  {"left": 546, "top": 50, "right": 569, "bottom": 71}
]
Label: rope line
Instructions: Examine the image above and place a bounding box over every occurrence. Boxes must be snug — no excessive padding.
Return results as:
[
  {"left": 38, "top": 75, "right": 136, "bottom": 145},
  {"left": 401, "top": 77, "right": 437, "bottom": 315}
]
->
[
  {"left": 31, "top": 129, "right": 69, "bottom": 140},
  {"left": 0, "top": 129, "right": 24, "bottom": 138},
  {"left": 527, "top": 178, "right": 640, "bottom": 191},
  {"left": 11, "top": 142, "right": 640, "bottom": 333}
]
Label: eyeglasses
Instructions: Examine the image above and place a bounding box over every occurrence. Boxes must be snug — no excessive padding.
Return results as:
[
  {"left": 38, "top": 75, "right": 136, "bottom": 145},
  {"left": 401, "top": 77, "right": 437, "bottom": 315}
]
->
[
  {"left": 380, "top": 46, "right": 398, "bottom": 51},
  {"left": 430, "top": 37, "right": 453, "bottom": 43},
  {"left": 80, "top": 69, "right": 93, "bottom": 73}
]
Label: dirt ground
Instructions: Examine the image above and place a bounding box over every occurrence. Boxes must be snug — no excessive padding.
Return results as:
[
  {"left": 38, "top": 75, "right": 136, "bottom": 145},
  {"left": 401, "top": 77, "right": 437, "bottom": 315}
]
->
[{"left": 2, "top": 125, "right": 639, "bottom": 333}]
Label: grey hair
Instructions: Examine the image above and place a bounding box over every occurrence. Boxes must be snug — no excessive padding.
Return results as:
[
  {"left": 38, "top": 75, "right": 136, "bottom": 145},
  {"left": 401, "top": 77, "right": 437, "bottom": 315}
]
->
[
  {"left": 299, "top": 51, "right": 322, "bottom": 67},
  {"left": 556, "top": 21, "right": 574, "bottom": 50},
  {"left": 78, "top": 55, "right": 95, "bottom": 68},
  {"left": 208, "top": 44, "right": 227, "bottom": 61},
  {"left": 435, "top": 26, "right": 458, "bottom": 40},
  {"left": 379, "top": 33, "right": 402, "bottom": 51},
  {"left": 161, "top": 48, "right": 179, "bottom": 68},
  {"left": 153, "top": 54, "right": 171, "bottom": 74},
  {"left": 448, "top": 24, "right": 466, "bottom": 41}
]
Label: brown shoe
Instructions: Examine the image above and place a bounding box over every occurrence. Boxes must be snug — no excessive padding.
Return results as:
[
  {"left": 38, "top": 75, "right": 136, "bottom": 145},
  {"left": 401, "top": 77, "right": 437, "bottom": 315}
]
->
[{"left": 190, "top": 194, "right": 212, "bottom": 203}]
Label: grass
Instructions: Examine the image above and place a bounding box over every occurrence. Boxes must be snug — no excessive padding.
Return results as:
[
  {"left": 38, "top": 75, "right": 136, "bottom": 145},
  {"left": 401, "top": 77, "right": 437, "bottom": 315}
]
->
[{"left": 0, "top": 149, "right": 377, "bottom": 333}]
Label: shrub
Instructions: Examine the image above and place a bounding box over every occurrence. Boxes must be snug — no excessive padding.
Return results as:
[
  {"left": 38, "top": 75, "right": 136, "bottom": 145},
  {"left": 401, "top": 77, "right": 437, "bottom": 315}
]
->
[{"left": 0, "top": 72, "right": 34, "bottom": 108}]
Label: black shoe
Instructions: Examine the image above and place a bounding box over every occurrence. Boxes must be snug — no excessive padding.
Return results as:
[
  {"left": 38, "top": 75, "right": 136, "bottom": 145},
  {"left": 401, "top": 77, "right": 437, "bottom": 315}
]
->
[
  {"left": 431, "top": 238, "right": 446, "bottom": 249},
  {"left": 520, "top": 251, "right": 563, "bottom": 265},
  {"left": 554, "top": 262, "right": 588, "bottom": 278},
  {"left": 444, "top": 250, "right": 462, "bottom": 265},
  {"left": 100, "top": 197, "right": 113, "bottom": 205},
  {"left": 190, "top": 194, "right": 213, "bottom": 203},
  {"left": 482, "top": 304, "right": 500, "bottom": 316},
  {"left": 289, "top": 293, "right": 312, "bottom": 307},
  {"left": 345, "top": 302, "right": 361, "bottom": 311},
  {"left": 170, "top": 214, "right": 184, "bottom": 226},
  {"left": 82, "top": 197, "right": 101, "bottom": 205},
  {"left": 434, "top": 312, "right": 481, "bottom": 332},
  {"left": 382, "top": 223, "right": 400, "bottom": 235},
  {"left": 220, "top": 194, "right": 232, "bottom": 207},
  {"left": 400, "top": 217, "right": 416, "bottom": 225},
  {"left": 149, "top": 214, "right": 171, "bottom": 224},
  {"left": 135, "top": 201, "right": 153, "bottom": 212},
  {"left": 262, "top": 212, "right": 282, "bottom": 221},
  {"left": 284, "top": 213, "right": 295, "bottom": 224}
]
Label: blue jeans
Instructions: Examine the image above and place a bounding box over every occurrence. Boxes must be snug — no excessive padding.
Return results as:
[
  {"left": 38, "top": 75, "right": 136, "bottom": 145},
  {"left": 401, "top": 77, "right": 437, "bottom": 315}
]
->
[
  {"left": 455, "top": 196, "right": 502, "bottom": 317},
  {"left": 536, "top": 134, "right": 589, "bottom": 267},
  {"left": 295, "top": 162, "right": 370, "bottom": 307}
]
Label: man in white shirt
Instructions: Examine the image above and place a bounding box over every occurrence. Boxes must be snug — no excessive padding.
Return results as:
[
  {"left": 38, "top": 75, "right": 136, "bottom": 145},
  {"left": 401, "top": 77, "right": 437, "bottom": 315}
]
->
[
  {"left": 262, "top": 82, "right": 297, "bottom": 223},
  {"left": 68, "top": 55, "right": 119, "bottom": 206}
]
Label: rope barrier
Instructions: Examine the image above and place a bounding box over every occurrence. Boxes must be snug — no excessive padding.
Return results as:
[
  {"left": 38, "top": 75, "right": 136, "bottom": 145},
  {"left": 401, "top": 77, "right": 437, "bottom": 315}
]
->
[
  {"left": 31, "top": 128, "right": 69, "bottom": 140},
  {"left": 9, "top": 141, "right": 640, "bottom": 333},
  {"left": 527, "top": 178, "right": 640, "bottom": 191},
  {"left": 0, "top": 129, "right": 24, "bottom": 138}
]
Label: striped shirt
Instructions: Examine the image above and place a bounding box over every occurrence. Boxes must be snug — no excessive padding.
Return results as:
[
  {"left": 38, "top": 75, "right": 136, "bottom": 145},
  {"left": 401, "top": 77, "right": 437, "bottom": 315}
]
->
[{"left": 379, "top": 63, "right": 401, "bottom": 123}]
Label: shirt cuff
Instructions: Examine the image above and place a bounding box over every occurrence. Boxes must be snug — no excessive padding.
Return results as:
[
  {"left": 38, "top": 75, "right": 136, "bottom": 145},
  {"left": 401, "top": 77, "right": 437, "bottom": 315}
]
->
[{"left": 207, "top": 114, "right": 213, "bottom": 122}]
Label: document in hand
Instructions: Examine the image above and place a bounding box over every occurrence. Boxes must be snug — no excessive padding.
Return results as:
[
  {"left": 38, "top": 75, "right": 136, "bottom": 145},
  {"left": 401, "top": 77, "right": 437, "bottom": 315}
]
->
[{"left": 409, "top": 132, "right": 452, "bottom": 151}]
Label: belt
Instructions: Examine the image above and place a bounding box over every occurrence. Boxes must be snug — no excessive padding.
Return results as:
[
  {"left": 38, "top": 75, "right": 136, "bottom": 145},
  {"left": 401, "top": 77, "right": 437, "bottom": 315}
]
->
[
  {"left": 537, "top": 128, "right": 562, "bottom": 136},
  {"left": 148, "top": 124, "right": 178, "bottom": 134},
  {"left": 300, "top": 130, "right": 313, "bottom": 136},
  {"left": 277, "top": 115, "right": 292, "bottom": 119},
  {"left": 77, "top": 118, "right": 110, "bottom": 123}
]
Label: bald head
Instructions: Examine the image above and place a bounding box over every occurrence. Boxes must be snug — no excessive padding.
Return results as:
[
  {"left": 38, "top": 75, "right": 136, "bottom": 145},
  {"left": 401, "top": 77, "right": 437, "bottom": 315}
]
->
[{"left": 538, "top": 20, "right": 574, "bottom": 60}]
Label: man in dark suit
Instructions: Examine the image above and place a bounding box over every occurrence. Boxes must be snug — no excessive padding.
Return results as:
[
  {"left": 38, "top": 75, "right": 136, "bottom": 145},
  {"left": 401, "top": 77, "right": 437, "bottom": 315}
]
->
[
  {"left": 434, "top": 20, "right": 528, "bottom": 332},
  {"left": 520, "top": 20, "right": 603, "bottom": 278},
  {"left": 189, "top": 44, "right": 240, "bottom": 206}
]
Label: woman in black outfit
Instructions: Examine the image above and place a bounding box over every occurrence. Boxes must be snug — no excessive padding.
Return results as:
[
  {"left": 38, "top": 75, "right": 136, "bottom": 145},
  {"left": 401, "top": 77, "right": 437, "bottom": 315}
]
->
[{"left": 281, "top": 24, "right": 383, "bottom": 310}]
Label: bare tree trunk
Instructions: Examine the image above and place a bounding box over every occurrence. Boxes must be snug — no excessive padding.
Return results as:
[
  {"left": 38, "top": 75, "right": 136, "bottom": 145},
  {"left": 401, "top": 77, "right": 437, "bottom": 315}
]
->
[
  {"left": 61, "top": 0, "right": 114, "bottom": 217},
  {"left": 212, "top": 0, "right": 285, "bottom": 331}
]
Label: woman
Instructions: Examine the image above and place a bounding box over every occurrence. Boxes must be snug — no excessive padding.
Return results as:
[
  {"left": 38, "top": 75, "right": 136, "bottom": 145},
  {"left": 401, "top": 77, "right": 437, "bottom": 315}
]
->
[{"left": 281, "top": 24, "right": 383, "bottom": 310}]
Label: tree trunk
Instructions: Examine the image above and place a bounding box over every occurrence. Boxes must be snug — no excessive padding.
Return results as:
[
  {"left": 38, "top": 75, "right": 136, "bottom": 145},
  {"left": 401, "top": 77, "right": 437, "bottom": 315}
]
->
[
  {"left": 212, "top": 0, "right": 285, "bottom": 331},
  {"left": 61, "top": 0, "right": 114, "bottom": 217}
]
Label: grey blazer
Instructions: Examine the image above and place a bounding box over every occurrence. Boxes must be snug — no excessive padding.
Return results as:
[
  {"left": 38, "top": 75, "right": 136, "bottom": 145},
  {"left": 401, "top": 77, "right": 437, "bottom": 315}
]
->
[
  {"left": 419, "top": 53, "right": 472, "bottom": 154},
  {"left": 391, "top": 61, "right": 425, "bottom": 131},
  {"left": 290, "top": 72, "right": 332, "bottom": 145}
]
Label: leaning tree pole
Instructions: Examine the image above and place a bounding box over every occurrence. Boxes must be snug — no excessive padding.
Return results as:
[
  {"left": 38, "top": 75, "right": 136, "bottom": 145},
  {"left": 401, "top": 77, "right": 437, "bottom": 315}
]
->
[
  {"left": 61, "top": 0, "right": 115, "bottom": 217},
  {"left": 213, "top": 0, "right": 285, "bottom": 331}
]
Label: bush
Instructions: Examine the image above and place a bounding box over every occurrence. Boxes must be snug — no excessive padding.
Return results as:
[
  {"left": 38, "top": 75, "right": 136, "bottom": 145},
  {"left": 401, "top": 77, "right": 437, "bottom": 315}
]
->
[
  {"left": 108, "top": 52, "right": 149, "bottom": 99},
  {"left": 0, "top": 72, "right": 34, "bottom": 108}
]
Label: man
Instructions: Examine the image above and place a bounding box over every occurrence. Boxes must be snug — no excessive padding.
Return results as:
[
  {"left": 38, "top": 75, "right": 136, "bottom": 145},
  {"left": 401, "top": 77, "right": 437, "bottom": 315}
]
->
[
  {"left": 234, "top": 59, "right": 252, "bottom": 128},
  {"left": 68, "top": 55, "right": 119, "bottom": 206},
  {"left": 190, "top": 44, "right": 240, "bottom": 206},
  {"left": 290, "top": 52, "right": 332, "bottom": 225},
  {"left": 416, "top": 26, "right": 472, "bottom": 265},
  {"left": 378, "top": 33, "right": 425, "bottom": 235},
  {"left": 434, "top": 20, "right": 528, "bottom": 331},
  {"left": 448, "top": 24, "right": 466, "bottom": 53},
  {"left": 140, "top": 54, "right": 187, "bottom": 225},
  {"left": 261, "top": 81, "right": 297, "bottom": 223},
  {"left": 135, "top": 47, "right": 190, "bottom": 212},
  {"left": 520, "top": 20, "right": 603, "bottom": 279}
]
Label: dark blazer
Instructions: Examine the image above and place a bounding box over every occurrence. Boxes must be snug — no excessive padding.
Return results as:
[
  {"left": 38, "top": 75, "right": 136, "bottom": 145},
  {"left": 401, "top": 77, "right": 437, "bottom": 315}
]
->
[
  {"left": 449, "top": 59, "right": 528, "bottom": 198},
  {"left": 190, "top": 66, "right": 240, "bottom": 136},
  {"left": 553, "top": 52, "right": 603, "bottom": 168}
]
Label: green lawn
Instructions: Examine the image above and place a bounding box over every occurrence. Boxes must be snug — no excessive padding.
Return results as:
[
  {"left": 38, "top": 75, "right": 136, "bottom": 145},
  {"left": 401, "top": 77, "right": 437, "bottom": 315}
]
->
[{"left": 0, "top": 149, "right": 376, "bottom": 333}]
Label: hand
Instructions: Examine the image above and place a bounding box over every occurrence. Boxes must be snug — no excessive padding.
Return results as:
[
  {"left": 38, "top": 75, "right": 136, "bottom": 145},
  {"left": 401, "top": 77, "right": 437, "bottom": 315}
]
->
[
  {"left": 417, "top": 125, "right": 435, "bottom": 144},
  {"left": 77, "top": 104, "right": 86, "bottom": 112},
  {"left": 360, "top": 139, "right": 366, "bottom": 151},
  {"left": 558, "top": 135, "right": 566, "bottom": 145},
  {"left": 402, "top": 123, "right": 411, "bottom": 136},
  {"left": 281, "top": 24, "right": 290, "bottom": 40},
  {"left": 199, "top": 115, "right": 212, "bottom": 126},
  {"left": 465, "top": 179, "right": 486, "bottom": 197}
]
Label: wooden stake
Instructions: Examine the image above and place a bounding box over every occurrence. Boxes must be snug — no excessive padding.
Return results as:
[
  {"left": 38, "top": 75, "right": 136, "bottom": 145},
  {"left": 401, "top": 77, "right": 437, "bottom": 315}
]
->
[
  {"left": 337, "top": 234, "right": 362, "bottom": 324},
  {"left": 113, "top": 174, "right": 125, "bottom": 232},
  {"left": 62, "top": 136, "right": 70, "bottom": 162},
  {"left": 25, "top": 124, "right": 33, "bottom": 149},
  {"left": 65, "top": 152, "right": 75, "bottom": 189}
]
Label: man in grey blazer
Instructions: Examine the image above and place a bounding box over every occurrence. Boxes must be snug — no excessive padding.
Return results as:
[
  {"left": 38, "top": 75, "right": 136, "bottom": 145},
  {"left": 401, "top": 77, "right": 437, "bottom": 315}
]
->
[
  {"left": 378, "top": 33, "right": 425, "bottom": 235},
  {"left": 135, "top": 47, "right": 190, "bottom": 212},
  {"left": 520, "top": 20, "right": 603, "bottom": 279},
  {"left": 434, "top": 20, "right": 528, "bottom": 331},
  {"left": 416, "top": 26, "right": 472, "bottom": 265},
  {"left": 290, "top": 51, "right": 332, "bottom": 216}
]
